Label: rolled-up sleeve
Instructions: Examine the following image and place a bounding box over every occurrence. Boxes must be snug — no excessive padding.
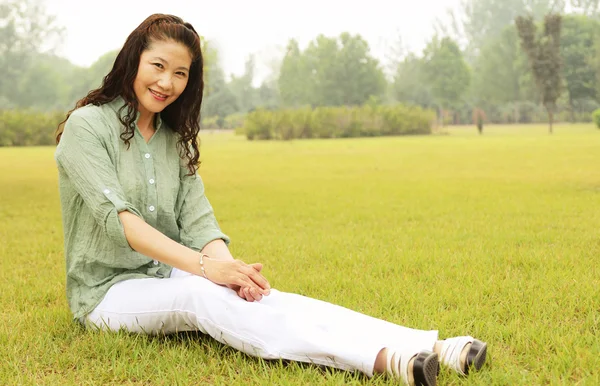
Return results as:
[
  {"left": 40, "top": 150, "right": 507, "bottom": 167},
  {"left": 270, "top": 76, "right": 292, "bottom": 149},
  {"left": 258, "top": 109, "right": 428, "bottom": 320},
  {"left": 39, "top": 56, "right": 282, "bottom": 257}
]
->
[
  {"left": 55, "top": 112, "right": 143, "bottom": 249},
  {"left": 177, "top": 166, "right": 230, "bottom": 252}
]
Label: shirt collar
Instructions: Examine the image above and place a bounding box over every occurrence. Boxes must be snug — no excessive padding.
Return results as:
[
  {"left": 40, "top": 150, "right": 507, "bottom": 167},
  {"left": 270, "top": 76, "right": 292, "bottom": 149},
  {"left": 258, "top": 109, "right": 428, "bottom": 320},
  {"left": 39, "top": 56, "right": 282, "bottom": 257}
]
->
[{"left": 155, "top": 111, "right": 164, "bottom": 131}]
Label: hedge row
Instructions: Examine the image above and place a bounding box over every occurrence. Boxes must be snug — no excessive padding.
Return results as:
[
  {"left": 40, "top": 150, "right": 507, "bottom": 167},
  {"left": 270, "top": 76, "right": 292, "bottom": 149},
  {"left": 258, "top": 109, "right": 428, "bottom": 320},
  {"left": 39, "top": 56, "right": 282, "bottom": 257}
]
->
[
  {"left": 5, "top": 106, "right": 598, "bottom": 147},
  {"left": 0, "top": 110, "right": 64, "bottom": 146},
  {"left": 241, "top": 104, "right": 436, "bottom": 140}
]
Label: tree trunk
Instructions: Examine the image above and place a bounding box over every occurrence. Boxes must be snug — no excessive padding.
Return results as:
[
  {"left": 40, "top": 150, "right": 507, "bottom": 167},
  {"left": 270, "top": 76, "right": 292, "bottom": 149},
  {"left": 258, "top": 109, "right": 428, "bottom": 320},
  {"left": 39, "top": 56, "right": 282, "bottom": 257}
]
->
[
  {"left": 569, "top": 94, "right": 575, "bottom": 123},
  {"left": 545, "top": 103, "right": 554, "bottom": 134}
]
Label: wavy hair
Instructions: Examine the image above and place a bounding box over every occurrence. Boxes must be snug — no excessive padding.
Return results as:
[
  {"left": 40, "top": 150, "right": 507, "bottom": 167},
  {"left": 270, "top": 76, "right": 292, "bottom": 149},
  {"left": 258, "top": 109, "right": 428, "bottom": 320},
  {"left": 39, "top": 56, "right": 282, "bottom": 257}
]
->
[{"left": 56, "top": 14, "right": 204, "bottom": 175}]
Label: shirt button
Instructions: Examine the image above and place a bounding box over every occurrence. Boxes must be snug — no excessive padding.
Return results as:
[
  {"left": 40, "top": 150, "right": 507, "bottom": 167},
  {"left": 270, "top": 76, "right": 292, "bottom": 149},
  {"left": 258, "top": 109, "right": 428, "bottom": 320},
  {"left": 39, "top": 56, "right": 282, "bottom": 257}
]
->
[
  {"left": 153, "top": 260, "right": 159, "bottom": 265},
  {"left": 103, "top": 189, "right": 110, "bottom": 194},
  {"left": 149, "top": 178, "right": 155, "bottom": 184},
  {"left": 148, "top": 205, "right": 155, "bottom": 212},
  {"left": 145, "top": 153, "right": 151, "bottom": 159}
]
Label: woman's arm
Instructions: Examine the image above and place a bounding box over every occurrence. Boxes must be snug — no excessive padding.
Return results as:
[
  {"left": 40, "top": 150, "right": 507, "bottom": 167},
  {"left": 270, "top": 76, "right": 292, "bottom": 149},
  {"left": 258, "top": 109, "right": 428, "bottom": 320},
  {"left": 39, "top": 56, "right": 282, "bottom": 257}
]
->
[
  {"left": 118, "top": 211, "right": 271, "bottom": 298},
  {"left": 200, "top": 238, "right": 268, "bottom": 302},
  {"left": 55, "top": 111, "right": 268, "bottom": 300},
  {"left": 201, "top": 238, "right": 234, "bottom": 261},
  {"left": 173, "top": 149, "right": 268, "bottom": 301}
]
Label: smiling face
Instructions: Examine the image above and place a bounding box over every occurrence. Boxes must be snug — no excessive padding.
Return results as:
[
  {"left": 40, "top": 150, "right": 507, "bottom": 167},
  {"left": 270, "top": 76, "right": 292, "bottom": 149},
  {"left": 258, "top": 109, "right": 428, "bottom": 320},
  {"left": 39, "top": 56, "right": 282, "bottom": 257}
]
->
[{"left": 133, "top": 39, "right": 193, "bottom": 118}]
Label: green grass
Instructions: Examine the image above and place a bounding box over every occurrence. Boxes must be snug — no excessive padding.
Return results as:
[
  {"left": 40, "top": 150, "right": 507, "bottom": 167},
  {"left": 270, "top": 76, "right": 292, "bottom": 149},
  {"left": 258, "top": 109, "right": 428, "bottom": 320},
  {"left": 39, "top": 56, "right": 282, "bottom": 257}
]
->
[{"left": 1, "top": 123, "right": 600, "bottom": 385}]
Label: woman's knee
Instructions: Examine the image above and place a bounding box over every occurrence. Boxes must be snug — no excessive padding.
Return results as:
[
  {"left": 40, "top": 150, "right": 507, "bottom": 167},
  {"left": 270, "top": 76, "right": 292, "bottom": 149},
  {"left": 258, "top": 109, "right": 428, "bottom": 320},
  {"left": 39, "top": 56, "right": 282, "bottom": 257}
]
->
[{"left": 174, "top": 276, "right": 234, "bottom": 304}]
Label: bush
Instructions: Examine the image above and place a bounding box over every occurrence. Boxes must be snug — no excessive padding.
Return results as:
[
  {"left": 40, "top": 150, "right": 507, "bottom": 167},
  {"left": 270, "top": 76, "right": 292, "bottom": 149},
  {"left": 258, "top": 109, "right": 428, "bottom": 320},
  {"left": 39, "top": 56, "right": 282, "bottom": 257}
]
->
[
  {"left": 240, "top": 104, "right": 435, "bottom": 140},
  {"left": 0, "top": 109, "right": 65, "bottom": 146},
  {"left": 244, "top": 109, "right": 275, "bottom": 140},
  {"left": 593, "top": 109, "right": 600, "bottom": 129}
]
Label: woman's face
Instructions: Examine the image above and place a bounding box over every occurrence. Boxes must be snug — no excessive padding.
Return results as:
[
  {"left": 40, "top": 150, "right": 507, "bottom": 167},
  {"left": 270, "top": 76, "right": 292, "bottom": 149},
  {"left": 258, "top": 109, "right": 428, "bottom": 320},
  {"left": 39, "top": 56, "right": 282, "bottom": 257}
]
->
[{"left": 133, "top": 39, "right": 193, "bottom": 117}]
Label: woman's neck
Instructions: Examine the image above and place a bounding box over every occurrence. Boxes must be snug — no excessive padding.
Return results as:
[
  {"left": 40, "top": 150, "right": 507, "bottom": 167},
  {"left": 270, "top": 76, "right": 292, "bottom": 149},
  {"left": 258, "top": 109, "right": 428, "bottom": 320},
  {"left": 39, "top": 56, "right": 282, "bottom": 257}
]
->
[{"left": 137, "top": 110, "right": 155, "bottom": 132}]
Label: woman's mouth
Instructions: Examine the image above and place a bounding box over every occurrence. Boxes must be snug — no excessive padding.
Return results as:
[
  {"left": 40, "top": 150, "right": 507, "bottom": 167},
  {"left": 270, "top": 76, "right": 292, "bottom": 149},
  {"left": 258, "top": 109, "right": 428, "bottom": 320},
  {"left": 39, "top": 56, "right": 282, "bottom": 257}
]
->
[{"left": 149, "top": 89, "right": 168, "bottom": 101}]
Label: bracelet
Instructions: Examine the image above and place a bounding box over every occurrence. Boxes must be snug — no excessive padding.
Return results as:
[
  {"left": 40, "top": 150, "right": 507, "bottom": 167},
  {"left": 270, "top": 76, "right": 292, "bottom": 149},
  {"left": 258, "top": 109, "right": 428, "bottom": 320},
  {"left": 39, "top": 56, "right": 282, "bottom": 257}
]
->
[{"left": 199, "top": 253, "right": 209, "bottom": 279}]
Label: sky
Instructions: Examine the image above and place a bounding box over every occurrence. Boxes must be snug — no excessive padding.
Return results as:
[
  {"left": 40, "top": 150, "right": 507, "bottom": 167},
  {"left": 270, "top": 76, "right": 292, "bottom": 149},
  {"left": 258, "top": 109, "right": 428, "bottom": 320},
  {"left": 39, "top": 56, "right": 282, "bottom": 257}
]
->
[{"left": 44, "top": 0, "right": 462, "bottom": 82}]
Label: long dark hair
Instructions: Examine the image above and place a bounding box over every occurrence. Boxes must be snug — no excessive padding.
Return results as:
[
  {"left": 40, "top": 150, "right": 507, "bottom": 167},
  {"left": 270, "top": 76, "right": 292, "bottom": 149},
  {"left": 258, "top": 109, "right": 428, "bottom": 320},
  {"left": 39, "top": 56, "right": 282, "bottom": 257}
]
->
[{"left": 56, "top": 14, "right": 204, "bottom": 175}]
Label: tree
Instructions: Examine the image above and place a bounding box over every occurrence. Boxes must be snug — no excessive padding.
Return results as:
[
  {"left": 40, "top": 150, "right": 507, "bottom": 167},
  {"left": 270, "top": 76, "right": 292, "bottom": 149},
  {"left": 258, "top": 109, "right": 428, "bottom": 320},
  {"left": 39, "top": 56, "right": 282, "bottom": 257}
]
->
[
  {"left": 278, "top": 33, "right": 385, "bottom": 108},
  {"left": 303, "top": 34, "right": 341, "bottom": 106},
  {"left": 393, "top": 53, "right": 434, "bottom": 108},
  {"left": 335, "top": 32, "right": 386, "bottom": 106},
  {"left": 0, "top": 0, "right": 64, "bottom": 107},
  {"left": 228, "top": 55, "right": 259, "bottom": 113},
  {"left": 307, "top": 33, "right": 386, "bottom": 106},
  {"left": 422, "top": 36, "right": 471, "bottom": 125},
  {"left": 516, "top": 13, "right": 563, "bottom": 133},
  {"left": 201, "top": 42, "right": 239, "bottom": 122},
  {"left": 470, "top": 25, "right": 536, "bottom": 122},
  {"left": 15, "top": 54, "right": 74, "bottom": 110},
  {"left": 64, "top": 50, "right": 118, "bottom": 107},
  {"left": 256, "top": 81, "right": 280, "bottom": 109},
  {"left": 254, "top": 47, "right": 283, "bottom": 109},
  {"left": 278, "top": 39, "right": 313, "bottom": 107},
  {"left": 200, "top": 37, "right": 219, "bottom": 96},
  {"left": 383, "top": 29, "right": 407, "bottom": 80},
  {"left": 201, "top": 86, "right": 238, "bottom": 124},
  {"left": 570, "top": 0, "right": 600, "bottom": 15},
  {"left": 591, "top": 31, "right": 600, "bottom": 102},
  {"left": 436, "top": 0, "right": 566, "bottom": 60},
  {"left": 560, "top": 15, "right": 599, "bottom": 120},
  {"left": 595, "top": 30, "right": 600, "bottom": 101}
]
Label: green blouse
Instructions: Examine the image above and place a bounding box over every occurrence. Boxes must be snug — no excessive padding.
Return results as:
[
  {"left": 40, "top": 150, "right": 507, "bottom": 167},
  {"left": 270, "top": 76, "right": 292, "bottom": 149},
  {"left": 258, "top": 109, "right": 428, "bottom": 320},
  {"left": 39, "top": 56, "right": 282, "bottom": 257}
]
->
[{"left": 54, "top": 97, "right": 230, "bottom": 320}]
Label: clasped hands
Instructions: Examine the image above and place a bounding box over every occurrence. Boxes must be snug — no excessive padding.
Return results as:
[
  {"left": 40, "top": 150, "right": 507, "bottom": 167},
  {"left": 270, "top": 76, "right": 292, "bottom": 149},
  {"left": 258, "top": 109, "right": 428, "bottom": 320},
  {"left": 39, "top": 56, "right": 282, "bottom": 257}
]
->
[{"left": 201, "top": 257, "right": 271, "bottom": 302}]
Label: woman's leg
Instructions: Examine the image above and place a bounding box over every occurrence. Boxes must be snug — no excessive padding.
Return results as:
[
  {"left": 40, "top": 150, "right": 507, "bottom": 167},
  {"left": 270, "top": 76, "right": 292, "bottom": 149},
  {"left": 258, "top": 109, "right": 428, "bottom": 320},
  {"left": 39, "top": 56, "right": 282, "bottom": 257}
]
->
[
  {"left": 86, "top": 270, "right": 437, "bottom": 378},
  {"left": 170, "top": 268, "right": 438, "bottom": 353},
  {"left": 257, "top": 289, "right": 438, "bottom": 353}
]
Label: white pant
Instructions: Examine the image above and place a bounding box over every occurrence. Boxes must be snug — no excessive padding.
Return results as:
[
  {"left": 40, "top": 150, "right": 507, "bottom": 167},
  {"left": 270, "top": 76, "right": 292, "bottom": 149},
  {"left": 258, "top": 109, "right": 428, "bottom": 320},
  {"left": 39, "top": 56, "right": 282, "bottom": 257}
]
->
[{"left": 86, "top": 268, "right": 438, "bottom": 377}]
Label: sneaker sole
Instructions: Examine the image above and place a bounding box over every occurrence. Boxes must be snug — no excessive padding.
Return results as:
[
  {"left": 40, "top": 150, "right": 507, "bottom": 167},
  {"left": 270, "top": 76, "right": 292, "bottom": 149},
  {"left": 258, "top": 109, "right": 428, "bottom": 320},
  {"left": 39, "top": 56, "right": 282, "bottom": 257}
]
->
[
  {"left": 465, "top": 340, "right": 487, "bottom": 375},
  {"left": 413, "top": 351, "right": 438, "bottom": 386}
]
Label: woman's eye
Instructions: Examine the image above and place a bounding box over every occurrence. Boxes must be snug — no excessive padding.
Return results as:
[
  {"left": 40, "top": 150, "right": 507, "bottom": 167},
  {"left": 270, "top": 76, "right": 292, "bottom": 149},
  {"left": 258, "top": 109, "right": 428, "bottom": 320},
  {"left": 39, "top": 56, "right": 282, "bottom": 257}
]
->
[
  {"left": 153, "top": 63, "right": 164, "bottom": 69},
  {"left": 176, "top": 72, "right": 187, "bottom": 77}
]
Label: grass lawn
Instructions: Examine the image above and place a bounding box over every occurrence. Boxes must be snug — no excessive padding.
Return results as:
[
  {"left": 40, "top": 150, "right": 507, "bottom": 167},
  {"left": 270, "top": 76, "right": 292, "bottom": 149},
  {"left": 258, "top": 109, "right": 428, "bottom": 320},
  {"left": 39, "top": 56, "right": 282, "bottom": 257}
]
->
[{"left": 1, "top": 123, "right": 599, "bottom": 385}]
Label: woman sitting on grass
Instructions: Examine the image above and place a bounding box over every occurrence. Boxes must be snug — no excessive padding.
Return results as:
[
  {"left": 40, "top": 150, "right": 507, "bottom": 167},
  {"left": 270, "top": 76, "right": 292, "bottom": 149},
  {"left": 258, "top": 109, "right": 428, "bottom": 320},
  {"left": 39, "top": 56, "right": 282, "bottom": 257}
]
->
[{"left": 54, "top": 13, "right": 486, "bottom": 386}]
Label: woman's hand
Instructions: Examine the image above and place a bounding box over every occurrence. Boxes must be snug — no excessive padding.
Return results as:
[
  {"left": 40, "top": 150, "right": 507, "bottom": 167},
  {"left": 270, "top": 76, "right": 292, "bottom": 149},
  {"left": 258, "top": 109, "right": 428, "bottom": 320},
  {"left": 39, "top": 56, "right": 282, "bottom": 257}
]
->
[
  {"left": 203, "top": 258, "right": 270, "bottom": 301},
  {"left": 226, "top": 263, "right": 268, "bottom": 302}
]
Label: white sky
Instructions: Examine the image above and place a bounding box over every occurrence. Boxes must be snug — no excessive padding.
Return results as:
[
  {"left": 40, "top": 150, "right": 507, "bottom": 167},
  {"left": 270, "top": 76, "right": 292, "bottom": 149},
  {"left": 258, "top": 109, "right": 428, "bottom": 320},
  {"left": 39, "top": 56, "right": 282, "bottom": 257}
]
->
[{"left": 44, "top": 0, "right": 462, "bottom": 81}]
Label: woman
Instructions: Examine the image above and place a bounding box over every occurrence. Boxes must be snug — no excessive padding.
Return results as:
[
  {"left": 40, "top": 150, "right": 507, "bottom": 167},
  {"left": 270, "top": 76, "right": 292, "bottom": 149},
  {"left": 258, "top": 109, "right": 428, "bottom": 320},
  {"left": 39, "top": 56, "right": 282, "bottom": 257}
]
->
[{"left": 54, "top": 14, "right": 486, "bottom": 386}]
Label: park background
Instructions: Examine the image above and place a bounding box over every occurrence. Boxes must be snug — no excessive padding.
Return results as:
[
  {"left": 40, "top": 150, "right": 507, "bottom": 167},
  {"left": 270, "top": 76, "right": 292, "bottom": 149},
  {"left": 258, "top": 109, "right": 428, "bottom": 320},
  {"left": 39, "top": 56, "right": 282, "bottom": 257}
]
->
[{"left": 1, "top": 0, "right": 600, "bottom": 384}]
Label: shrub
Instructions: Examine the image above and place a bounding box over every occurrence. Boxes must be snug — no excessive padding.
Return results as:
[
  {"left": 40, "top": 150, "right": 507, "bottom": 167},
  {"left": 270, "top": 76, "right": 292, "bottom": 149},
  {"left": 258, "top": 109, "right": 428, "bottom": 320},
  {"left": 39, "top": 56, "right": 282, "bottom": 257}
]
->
[
  {"left": 244, "top": 109, "right": 275, "bottom": 140},
  {"left": 593, "top": 109, "right": 600, "bottom": 129},
  {"left": 241, "top": 103, "right": 434, "bottom": 140},
  {"left": 0, "top": 109, "right": 64, "bottom": 146}
]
